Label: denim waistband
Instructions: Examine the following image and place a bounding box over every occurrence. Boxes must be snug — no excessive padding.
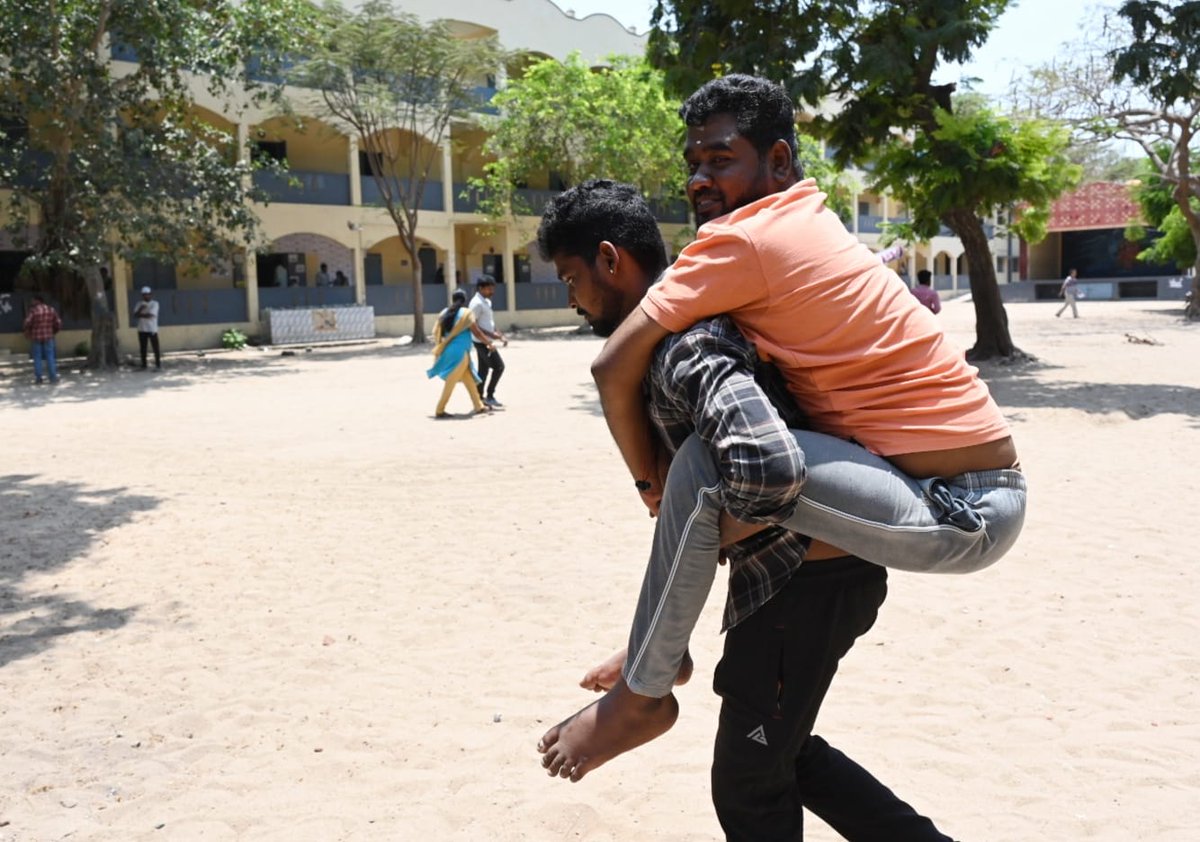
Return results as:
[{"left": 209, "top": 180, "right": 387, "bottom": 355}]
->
[{"left": 949, "top": 468, "right": 1026, "bottom": 492}]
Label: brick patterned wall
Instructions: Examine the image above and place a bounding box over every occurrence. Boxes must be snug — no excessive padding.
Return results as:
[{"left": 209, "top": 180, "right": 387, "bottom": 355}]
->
[
  {"left": 1048, "top": 182, "right": 1142, "bottom": 231},
  {"left": 272, "top": 234, "right": 355, "bottom": 283}
]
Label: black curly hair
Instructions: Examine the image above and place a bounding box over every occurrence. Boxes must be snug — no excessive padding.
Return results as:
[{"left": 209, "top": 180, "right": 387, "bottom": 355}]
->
[
  {"left": 679, "top": 74, "right": 800, "bottom": 174},
  {"left": 537, "top": 179, "right": 667, "bottom": 279}
]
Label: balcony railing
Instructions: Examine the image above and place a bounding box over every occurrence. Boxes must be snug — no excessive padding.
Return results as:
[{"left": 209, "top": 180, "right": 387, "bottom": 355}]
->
[
  {"left": 453, "top": 182, "right": 485, "bottom": 213},
  {"left": 253, "top": 170, "right": 351, "bottom": 206},
  {"left": 515, "top": 283, "right": 570, "bottom": 310},
  {"left": 513, "top": 188, "right": 559, "bottom": 217},
  {"left": 361, "top": 177, "right": 444, "bottom": 211},
  {"left": 110, "top": 41, "right": 138, "bottom": 62},
  {"left": 364, "top": 283, "right": 449, "bottom": 316},
  {"left": 470, "top": 85, "right": 499, "bottom": 115},
  {"left": 246, "top": 54, "right": 301, "bottom": 85},
  {"left": 128, "top": 288, "right": 250, "bottom": 327},
  {"left": 857, "top": 214, "right": 883, "bottom": 233},
  {"left": 258, "top": 286, "right": 356, "bottom": 312}
]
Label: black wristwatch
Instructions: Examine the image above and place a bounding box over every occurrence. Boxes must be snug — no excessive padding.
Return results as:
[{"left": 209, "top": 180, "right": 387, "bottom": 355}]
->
[{"left": 634, "top": 479, "right": 653, "bottom": 492}]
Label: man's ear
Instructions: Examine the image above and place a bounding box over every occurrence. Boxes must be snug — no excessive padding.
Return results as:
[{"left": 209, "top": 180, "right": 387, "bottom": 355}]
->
[
  {"left": 767, "top": 139, "right": 795, "bottom": 184},
  {"left": 597, "top": 240, "right": 619, "bottom": 275}
]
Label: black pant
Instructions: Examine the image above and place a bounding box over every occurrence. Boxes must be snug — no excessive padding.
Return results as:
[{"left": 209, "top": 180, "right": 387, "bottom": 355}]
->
[
  {"left": 473, "top": 342, "right": 504, "bottom": 399},
  {"left": 138, "top": 331, "right": 161, "bottom": 368},
  {"left": 712, "top": 557, "right": 954, "bottom": 842}
]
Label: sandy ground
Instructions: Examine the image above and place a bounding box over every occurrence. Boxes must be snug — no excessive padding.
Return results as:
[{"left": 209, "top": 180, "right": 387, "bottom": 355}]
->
[{"left": 1, "top": 298, "right": 1198, "bottom": 842}]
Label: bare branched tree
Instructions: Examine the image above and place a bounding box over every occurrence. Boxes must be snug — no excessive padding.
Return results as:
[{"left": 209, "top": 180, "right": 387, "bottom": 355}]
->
[
  {"left": 291, "top": 1, "right": 504, "bottom": 341},
  {"left": 1011, "top": 2, "right": 1200, "bottom": 318}
]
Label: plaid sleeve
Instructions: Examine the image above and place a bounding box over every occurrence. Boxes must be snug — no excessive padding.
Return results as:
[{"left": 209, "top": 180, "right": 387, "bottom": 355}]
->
[{"left": 655, "top": 319, "right": 805, "bottom": 524}]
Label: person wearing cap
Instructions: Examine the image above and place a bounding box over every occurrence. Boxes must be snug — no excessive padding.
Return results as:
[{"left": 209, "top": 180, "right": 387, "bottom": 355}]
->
[
  {"left": 133, "top": 286, "right": 161, "bottom": 370},
  {"left": 468, "top": 274, "right": 507, "bottom": 408}
]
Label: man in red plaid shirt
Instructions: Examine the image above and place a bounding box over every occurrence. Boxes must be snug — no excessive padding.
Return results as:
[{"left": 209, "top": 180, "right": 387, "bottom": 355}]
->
[{"left": 23, "top": 293, "right": 62, "bottom": 384}]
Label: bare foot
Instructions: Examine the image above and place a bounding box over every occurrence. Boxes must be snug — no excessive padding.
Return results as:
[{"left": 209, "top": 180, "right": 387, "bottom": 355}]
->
[
  {"left": 580, "top": 648, "right": 694, "bottom": 693},
  {"left": 537, "top": 679, "right": 679, "bottom": 782}
]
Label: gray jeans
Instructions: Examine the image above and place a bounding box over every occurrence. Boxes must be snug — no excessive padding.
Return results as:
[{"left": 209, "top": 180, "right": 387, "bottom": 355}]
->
[{"left": 623, "top": 431, "right": 1027, "bottom": 697}]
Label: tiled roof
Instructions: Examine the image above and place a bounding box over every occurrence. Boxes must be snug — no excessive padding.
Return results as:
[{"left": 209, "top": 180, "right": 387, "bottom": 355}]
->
[{"left": 1047, "top": 182, "right": 1143, "bottom": 231}]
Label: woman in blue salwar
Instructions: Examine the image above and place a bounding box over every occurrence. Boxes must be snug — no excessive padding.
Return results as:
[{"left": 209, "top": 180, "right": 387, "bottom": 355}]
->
[{"left": 427, "top": 290, "right": 490, "bottom": 418}]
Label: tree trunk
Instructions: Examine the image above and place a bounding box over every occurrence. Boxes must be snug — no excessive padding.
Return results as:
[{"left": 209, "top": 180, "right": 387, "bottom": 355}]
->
[
  {"left": 945, "top": 207, "right": 1015, "bottom": 360},
  {"left": 1188, "top": 261, "right": 1200, "bottom": 321},
  {"left": 1175, "top": 177, "right": 1200, "bottom": 320},
  {"left": 405, "top": 233, "right": 426, "bottom": 343},
  {"left": 83, "top": 266, "right": 119, "bottom": 368}
]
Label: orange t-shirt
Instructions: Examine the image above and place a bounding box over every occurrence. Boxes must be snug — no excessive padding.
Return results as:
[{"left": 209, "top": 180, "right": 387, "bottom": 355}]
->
[{"left": 640, "top": 180, "right": 1009, "bottom": 456}]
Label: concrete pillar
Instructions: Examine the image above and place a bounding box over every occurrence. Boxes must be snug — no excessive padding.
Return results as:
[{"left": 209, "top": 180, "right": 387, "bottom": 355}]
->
[
  {"left": 245, "top": 249, "right": 260, "bottom": 328},
  {"left": 503, "top": 225, "right": 516, "bottom": 316},
  {"left": 441, "top": 139, "right": 454, "bottom": 215},
  {"left": 237, "top": 121, "right": 260, "bottom": 330},
  {"left": 351, "top": 224, "right": 366, "bottom": 305},
  {"left": 349, "top": 136, "right": 361, "bottom": 206},
  {"left": 445, "top": 231, "right": 458, "bottom": 298},
  {"left": 851, "top": 190, "right": 860, "bottom": 234}
]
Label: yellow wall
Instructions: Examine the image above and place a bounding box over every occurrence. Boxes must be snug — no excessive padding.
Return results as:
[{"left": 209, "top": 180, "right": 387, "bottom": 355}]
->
[
  {"left": 1027, "top": 233, "right": 1062, "bottom": 280},
  {"left": 452, "top": 127, "right": 492, "bottom": 181},
  {"left": 361, "top": 129, "right": 444, "bottom": 181},
  {"left": 255, "top": 118, "right": 349, "bottom": 173}
]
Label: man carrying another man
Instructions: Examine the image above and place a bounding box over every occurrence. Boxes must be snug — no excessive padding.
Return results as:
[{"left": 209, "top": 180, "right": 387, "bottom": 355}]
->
[
  {"left": 537, "top": 179, "right": 956, "bottom": 841},
  {"left": 534, "top": 72, "right": 1028, "bottom": 839}
]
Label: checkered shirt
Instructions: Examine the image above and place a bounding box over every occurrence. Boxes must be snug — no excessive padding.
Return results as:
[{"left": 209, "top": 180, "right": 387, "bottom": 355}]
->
[
  {"left": 23, "top": 302, "right": 61, "bottom": 341},
  {"left": 646, "top": 316, "right": 811, "bottom": 631}
]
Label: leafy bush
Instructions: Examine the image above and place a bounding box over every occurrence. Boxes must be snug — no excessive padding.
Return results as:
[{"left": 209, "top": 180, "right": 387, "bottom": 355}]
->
[
  {"left": 73, "top": 340, "right": 89, "bottom": 357},
  {"left": 221, "top": 328, "right": 248, "bottom": 350}
]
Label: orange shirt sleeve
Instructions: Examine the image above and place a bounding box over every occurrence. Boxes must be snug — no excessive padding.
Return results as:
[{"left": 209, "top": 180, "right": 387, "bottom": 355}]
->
[{"left": 640, "top": 226, "right": 770, "bottom": 333}]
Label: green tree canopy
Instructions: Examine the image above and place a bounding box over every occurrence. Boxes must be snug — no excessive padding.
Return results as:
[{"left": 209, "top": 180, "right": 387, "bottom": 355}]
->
[
  {"left": 1015, "top": 1, "right": 1200, "bottom": 318},
  {"left": 0, "top": 0, "right": 309, "bottom": 366},
  {"left": 290, "top": 0, "right": 505, "bottom": 342},
  {"left": 1127, "top": 158, "right": 1198, "bottom": 270},
  {"left": 473, "top": 54, "right": 684, "bottom": 219},
  {"left": 649, "top": 0, "right": 1077, "bottom": 358},
  {"left": 874, "top": 102, "right": 1080, "bottom": 249}
]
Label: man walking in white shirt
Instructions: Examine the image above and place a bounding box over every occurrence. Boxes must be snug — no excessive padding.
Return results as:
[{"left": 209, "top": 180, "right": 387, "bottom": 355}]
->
[
  {"left": 469, "top": 275, "right": 507, "bottom": 407},
  {"left": 133, "top": 286, "right": 161, "bottom": 369},
  {"left": 1056, "top": 268, "right": 1080, "bottom": 319}
]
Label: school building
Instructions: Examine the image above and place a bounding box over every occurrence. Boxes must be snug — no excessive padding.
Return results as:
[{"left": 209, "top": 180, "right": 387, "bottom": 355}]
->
[
  {"left": 0, "top": 0, "right": 672, "bottom": 355},
  {"left": 6, "top": 0, "right": 1123, "bottom": 358},
  {"left": 1000, "top": 181, "right": 1189, "bottom": 304}
]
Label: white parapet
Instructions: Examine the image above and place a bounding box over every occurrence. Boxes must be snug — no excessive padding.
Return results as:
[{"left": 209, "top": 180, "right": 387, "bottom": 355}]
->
[{"left": 262, "top": 305, "right": 376, "bottom": 345}]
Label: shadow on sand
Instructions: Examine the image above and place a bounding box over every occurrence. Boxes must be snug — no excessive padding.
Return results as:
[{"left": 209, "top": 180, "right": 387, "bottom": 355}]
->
[
  {"left": 977, "top": 357, "right": 1200, "bottom": 427},
  {"left": 0, "top": 474, "right": 158, "bottom": 668},
  {"left": 0, "top": 339, "right": 432, "bottom": 409}
]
